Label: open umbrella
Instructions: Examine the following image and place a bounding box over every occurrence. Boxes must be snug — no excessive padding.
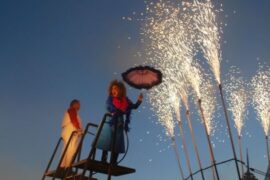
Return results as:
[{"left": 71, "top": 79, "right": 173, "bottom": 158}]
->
[{"left": 122, "top": 66, "right": 162, "bottom": 90}]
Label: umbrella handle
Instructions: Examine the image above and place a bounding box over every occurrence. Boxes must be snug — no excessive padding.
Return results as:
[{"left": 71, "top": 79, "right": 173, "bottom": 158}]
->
[{"left": 138, "top": 93, "right": 143, "bottom": 101}]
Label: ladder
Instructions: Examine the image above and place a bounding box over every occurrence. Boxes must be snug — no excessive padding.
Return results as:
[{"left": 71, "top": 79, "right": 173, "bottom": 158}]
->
[{"left": 42, "top": 113, "right": 136, "bottom": 180}]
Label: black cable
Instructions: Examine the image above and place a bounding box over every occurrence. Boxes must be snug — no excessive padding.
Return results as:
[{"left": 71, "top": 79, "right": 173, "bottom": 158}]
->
[
  {"left": 117, "top": 130, "right": 129, "bottom": 164},
  {"left": 86, "top": 125, "right": 129, "bottom": 165}
]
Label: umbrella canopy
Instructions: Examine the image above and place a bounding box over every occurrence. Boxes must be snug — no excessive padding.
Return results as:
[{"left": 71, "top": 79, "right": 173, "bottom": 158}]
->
[{"left": 122, "top": 66, "right": 162, "bottom": 90}]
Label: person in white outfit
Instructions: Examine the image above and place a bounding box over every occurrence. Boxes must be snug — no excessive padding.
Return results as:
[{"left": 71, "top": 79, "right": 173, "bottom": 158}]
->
[{"left": 60, "top": 99, "right": 83, "bottom": 168}]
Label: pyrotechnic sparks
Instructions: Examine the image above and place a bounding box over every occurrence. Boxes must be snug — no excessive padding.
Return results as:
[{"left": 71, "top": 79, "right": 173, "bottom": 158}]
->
[
  {"left": 251, "top": 67, "right": 270, "bottom": 136},
  {"left": 143, "top": 0, "right": 195, "bottom": 70},
  {"left": 193, "top": 0, "right": 222, "bottom": 84},
  {"left": 169, "top": 88, "right": 181, "bottom": 122},
  {"left": 200, "top": 79, "right": 218, "bottom": 136},
  {"left": 225, "top": 69, "right": 249, "bottom": 137},
  {"left": 143, "top": 0, "right": 219, "bottom": 138},
  {"left": 144, "top": 0, "right": 194, "bottom": 137},
  {"left": 148, "top": 80, "right": 187, "bottom": 179},
  {"left": 148, "top": 82, "right": 176, "bottom": 137},
  {"left": 185, "top": 61, "right": 204, "bottom": 100}
]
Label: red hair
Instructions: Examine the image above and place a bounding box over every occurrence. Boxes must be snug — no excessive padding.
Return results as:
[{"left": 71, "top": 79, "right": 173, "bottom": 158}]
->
[{"left": 108, "top": 80, "right": 126, "bottom": 98}]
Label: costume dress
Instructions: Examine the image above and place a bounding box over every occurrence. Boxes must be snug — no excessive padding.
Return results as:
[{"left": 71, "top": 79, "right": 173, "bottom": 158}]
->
[
  {"left": 60, "top": 108, "right": 83, "bottom": 168},
  {"left": 95, "top": 96, "right": 141, "bottom": 153}
]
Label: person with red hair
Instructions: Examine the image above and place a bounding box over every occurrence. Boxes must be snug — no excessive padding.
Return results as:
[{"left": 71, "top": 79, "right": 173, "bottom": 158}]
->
[{"left": 96, "top": 80, "right": 143, "bottom": 164}]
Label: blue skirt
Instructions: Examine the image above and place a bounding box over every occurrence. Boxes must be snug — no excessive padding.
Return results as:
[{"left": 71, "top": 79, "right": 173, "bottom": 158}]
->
[{"left": 95, "top": 117, "right": 125, "bottom": 153}]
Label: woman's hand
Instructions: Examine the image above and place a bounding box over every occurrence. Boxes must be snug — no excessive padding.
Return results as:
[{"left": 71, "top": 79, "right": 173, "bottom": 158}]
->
[
  {"left": 138, "top": 93, "right": 143, "bottom": 101},
  {"left": 77, "top": 129, "right": 83, "bottom": 135}
]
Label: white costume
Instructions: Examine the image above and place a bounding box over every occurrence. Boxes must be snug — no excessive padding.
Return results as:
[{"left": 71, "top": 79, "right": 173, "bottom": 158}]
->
[{"left": 60, "top": 111, "right": 83, "bottom": 168}]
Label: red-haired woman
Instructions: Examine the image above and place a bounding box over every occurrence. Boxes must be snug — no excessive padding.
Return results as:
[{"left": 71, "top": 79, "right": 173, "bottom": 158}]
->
[{"left": 96, "top": 80, "right": 143, "bottom": 164}]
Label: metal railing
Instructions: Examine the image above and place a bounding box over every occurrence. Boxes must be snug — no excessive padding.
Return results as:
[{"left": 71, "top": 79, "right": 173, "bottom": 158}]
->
[
  {"left": 80, "top": 113, "right": 113, "bottom": 180},
  {"left": 42, "top": 122, "right": 98, "bottom": 180},
  {"left": 185, "top": 158, "right": 269, "bottom": 180}
]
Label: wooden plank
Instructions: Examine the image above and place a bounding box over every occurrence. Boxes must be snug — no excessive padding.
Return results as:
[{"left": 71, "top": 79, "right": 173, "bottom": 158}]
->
[{"left": 73, "top": 159, "right": 136, "bottom": 176}]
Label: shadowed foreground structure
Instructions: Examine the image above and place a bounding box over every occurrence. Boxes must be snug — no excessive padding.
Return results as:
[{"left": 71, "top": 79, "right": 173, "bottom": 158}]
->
[{"left": 43, "top": 114, "right": 135, "bottom": 180}]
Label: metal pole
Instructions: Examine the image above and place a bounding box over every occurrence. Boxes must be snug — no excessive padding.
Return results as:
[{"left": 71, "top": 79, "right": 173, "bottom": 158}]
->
[
  {"left": 53, "top": 131, "right": 76, "bottom": 180},
  {"left": 42, "top": 138, "right": 62, "bottom": 180},
  {"left": 177, "top": 120, "right": 194, "bottom": 180},
  {"left": 186, "top": 109, "right": 205, "bottom": 180},
  {"left": 219, "top": 84, "right": 241, "bottom": 180},
  {"left": 80, "top": 113, "right": 112, "bottom": 180},
  {"left": 266, "top": 136, "right": 270, "bottom": 166},
  {"left": 198, "top": 99, "right": 220, "bottom": 180},
  {"left": 171, "top": 137, "right": 186, "bottom": 180},
  {"left": 238, "top": 135, "right": 244, "bottom": 177},
  {"left": 65, "top": 123, "right": 98, "bottom": 179}
]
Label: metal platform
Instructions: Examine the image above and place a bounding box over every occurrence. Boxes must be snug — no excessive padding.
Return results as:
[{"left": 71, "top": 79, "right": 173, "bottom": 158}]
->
[
  {"left": 42, "top": 117, "right": 136, "bottom": 180},
  {"left": 45, "top": 168, "right": 97, "bottom": 180},
  {"left": 73, "top": 159, "right": 136, "bottom": 176}
]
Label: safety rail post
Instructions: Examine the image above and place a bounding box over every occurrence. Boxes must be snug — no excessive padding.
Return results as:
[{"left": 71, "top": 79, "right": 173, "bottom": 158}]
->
[
  {"left": 80, "top": 113, "right": 112, "bottom": 180},
  {"left": 64, "top": 123, "right": 98, "bottom": 179},
  {"left": 42, "top": 138, "right": 62, "bottom": 180},
  {"left": 52, "top": 131, "right": 77, "bottom": 180},
  {"left": 107, "top": 115, "right": 119, "bottom": 180}
]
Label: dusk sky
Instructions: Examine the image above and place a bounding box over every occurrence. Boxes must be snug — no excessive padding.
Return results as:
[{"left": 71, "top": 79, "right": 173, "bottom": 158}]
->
[{"left": 0, "top": 0, "right": 270, "bottom": 180}]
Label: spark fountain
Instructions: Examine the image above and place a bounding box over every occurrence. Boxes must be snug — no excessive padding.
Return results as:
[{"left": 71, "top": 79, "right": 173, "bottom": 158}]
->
[
  {"left": 193, "top": 0, "right": 241, "bottom": 179},
  {"left": 180, "top": 57, "right": 219, "bottom": 180},
  {"left": 140, "top": 0, "right": 270, "bottom": 179},
  {"left": 251, "top": 68, "right": 270, "bottom": 166},
  {"left": 187, "top": 63, "right": 219, "bottom": 180},
  {"left": 149, "top": 83, "right": 185, "bottom": 179},
  {"left": 225, "top": 69, "right": 249, "bottom": 176},
  {"left": 170, "top": 89, "right": 194, "bottom": 180},
  {"left": 144, "top": 1, "right": 219, "bottom": 179},
  {"left": 174, "top": 74, "right": 206, "bottom": 180},
  {"left": 184, "top": 106, "right": 205, "bottom": 180}
]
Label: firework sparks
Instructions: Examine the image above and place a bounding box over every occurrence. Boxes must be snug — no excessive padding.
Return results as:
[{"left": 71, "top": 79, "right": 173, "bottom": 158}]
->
[
  {"left": 224, "top": 68, "right": 249, "bottom": 176},
  {"left": 148, "top": 82, "right": 176, "bottom": 137},
  {"left": 251, "top": 67, "right": 270, "bottom": 136},
  {"left": 148, "top": 81, "right": 187, "bottom": 179},
  {"left": 193, "top": 0, "right": 222, "bottom": 84},
  {"left": 191, "top": 1, "right": 242, "bottom": 177},
  {"left": 200, "top": 79, "right": 218, "bottom": 136},
  {"left": 185, "top": 61, "right": 204, "bottom": 100},
  {"left": 143, "top": 0, "right": 219, "bottom": 141},
  {"left": 142, "top": 1, "right": 223, "bottom": 178},
  {"left": 144, "top": 1, "right": 193, "bottom": 137},
  {"left": 225, "top": 68, "right": 249, "bottom": 137}
]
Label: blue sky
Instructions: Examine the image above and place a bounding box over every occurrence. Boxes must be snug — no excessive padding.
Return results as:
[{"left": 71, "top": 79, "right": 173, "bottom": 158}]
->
[{"left": 0, "top": 0, "right": 270, "bottom": 179}]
